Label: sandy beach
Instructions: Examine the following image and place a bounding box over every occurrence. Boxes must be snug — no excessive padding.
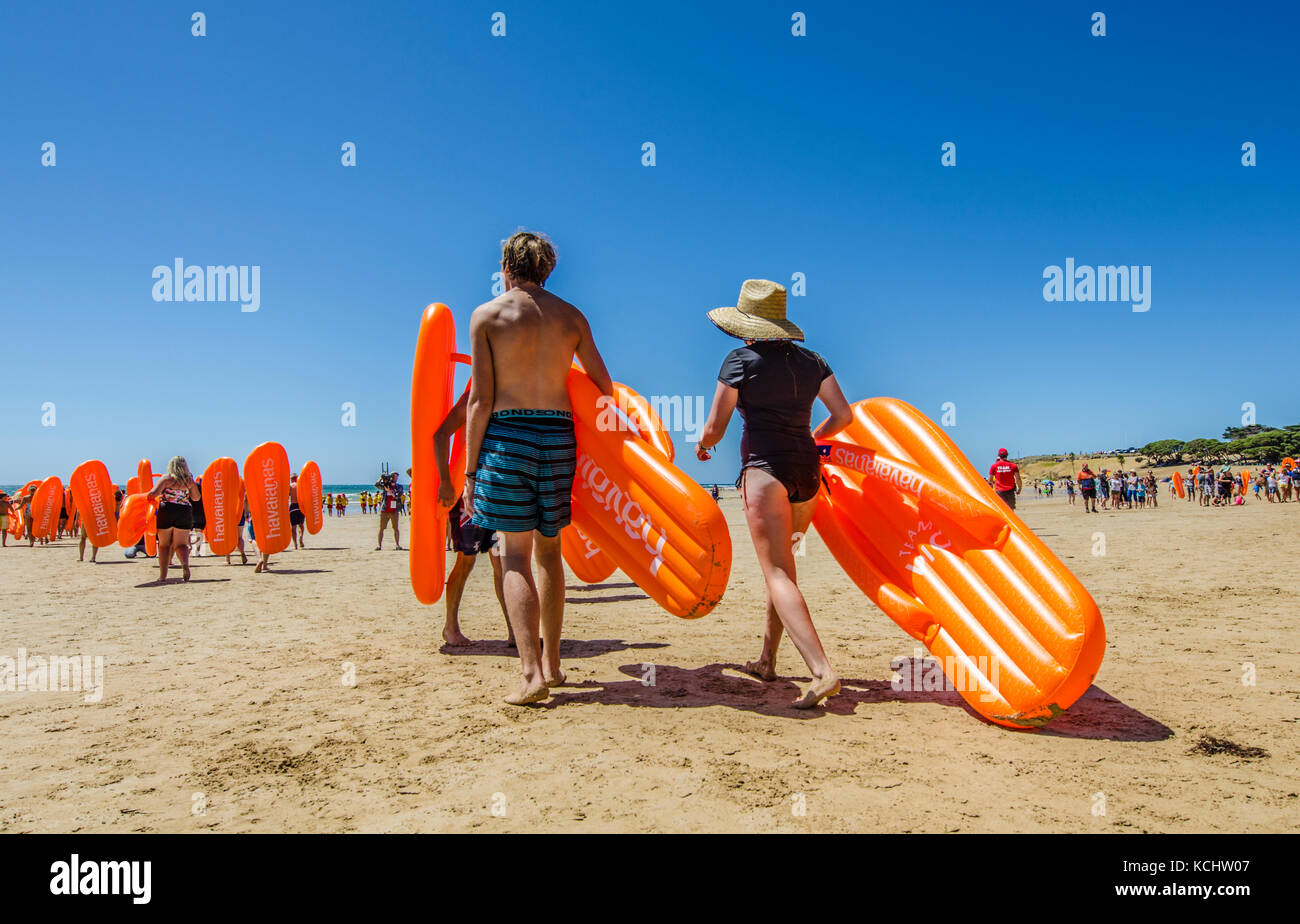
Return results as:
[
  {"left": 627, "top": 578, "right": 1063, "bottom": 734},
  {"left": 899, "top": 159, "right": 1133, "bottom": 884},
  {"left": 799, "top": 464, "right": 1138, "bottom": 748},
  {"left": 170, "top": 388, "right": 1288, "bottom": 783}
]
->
[{"left": 1, "top": 497, "right": 1296, "bottom": 833}]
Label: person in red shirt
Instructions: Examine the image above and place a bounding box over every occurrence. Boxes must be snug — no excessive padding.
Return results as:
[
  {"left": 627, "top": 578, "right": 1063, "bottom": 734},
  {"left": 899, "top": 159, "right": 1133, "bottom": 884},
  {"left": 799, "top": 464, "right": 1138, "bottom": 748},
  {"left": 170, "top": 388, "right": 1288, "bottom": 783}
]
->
[{"left": 988, "top": 448, "right": 1022, "bottom": 509}]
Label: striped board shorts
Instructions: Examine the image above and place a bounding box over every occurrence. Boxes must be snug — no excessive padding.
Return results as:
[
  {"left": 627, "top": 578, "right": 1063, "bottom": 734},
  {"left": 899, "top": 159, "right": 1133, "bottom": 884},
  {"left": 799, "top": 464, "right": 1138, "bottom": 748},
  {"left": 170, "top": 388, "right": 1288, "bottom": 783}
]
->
[{"left": 470, "top": 409, "right": 577, "bottom": 537}]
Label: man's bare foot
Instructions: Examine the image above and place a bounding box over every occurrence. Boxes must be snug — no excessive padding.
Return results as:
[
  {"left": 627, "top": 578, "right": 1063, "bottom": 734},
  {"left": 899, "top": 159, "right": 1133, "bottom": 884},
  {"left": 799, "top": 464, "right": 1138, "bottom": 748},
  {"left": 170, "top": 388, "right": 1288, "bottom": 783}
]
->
[
  {"left": 442, "top": 628, "right": 472, "bottom": 647},
  {"left": 240, "top": 551, "right": 248, "bottom": 565},
  {"left": 505, "top": 680, "right": 549, "bottom": 705},
  {"left": 544, "top": 668, "right": 567, "bottom": 688},
  {"left": 742, "top": 659, "right": 776, "bottom": 681},
  {"left": 182, "top": 563, "right": 191, "bottom": 582},
  {"left": 793, "top": 675, "right": 840, "bottom": 709}
]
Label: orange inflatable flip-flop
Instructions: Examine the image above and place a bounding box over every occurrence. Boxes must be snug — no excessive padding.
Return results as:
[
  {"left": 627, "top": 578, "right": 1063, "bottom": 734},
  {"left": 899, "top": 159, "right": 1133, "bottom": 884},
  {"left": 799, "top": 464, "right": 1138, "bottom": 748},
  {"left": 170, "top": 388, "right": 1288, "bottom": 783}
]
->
[
  {"left": 567, "top": 367, "right": 730, "bottom": 618},
  {"left": 117, "top": 494, "right": 151, "bottom": 547},
  {"left": 560, "top": 380, "right": 673, "bottom": 584},
  {"left": 298, "top": 461, "right": 324, "bottom": 535},
  {"left": 202, "top": 457, "right": 243, "bottom": 556},
  {"left": 813, "top": 398, "right": 1105, "bottom": 729},
  {"left": 561, "top": 522, "right": 617, "bottom": 584},
  {"left": 31, "top": 477, "right": 64, "bottom": 540},
  {"left": 409, "top": 303, "right": 460, "bottom": 604},
  {"left": 245, "top": 442, "right": 291, "bottom": 555},
  {"left": 70, "top": 460, "right": 118, "bottom": 547}
]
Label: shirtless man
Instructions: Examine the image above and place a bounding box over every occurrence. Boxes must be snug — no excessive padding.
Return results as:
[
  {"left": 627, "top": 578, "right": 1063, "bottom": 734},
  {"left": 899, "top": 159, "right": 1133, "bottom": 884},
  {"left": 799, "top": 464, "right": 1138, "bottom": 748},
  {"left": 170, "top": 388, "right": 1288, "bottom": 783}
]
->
[{"left": 461, "top": 231, "right": 612, "bottom": 705}]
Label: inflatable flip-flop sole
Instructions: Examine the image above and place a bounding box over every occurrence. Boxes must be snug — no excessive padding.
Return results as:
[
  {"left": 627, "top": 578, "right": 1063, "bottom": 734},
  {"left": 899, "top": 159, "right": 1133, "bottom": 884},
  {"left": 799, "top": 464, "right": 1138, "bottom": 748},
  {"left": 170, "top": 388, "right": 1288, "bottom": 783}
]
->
[
  {"left": 70, "top": 460, "right": 118, "bottom": 548},
  {"left": 202, "top": 457, "right": 243, "bottom": 556},
  {"left": 814, "top": 398, "right": 1105, "bottom": 729}
]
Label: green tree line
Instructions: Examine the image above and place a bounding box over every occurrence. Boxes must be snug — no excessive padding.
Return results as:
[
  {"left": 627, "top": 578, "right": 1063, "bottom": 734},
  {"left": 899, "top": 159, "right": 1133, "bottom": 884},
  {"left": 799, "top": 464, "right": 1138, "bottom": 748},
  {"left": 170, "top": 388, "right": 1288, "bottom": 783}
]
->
[{"left": 1138, "top": 424, "right": 1300, "bottom": 466}]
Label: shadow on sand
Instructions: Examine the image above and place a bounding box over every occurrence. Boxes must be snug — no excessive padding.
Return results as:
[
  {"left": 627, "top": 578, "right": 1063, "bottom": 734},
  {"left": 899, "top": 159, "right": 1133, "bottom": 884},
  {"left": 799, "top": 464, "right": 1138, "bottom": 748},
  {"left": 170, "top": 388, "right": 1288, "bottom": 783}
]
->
[
  {"left": 440, "top": 638, "right": 669, "bottom": 659},
  {"left": 535, "top": 660, "right": 1170, "bottom": 739},
  {"left": 134, "top": 578, "right": 232, "bottom": 588}
]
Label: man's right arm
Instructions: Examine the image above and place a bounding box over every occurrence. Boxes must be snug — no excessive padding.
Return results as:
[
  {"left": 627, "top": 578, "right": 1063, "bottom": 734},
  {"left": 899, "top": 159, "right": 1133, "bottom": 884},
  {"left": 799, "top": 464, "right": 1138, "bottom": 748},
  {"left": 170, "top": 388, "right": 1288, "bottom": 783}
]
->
[
  {"left": 434, "top": 390, "right": 469, "bottom": 507},
  {"left": 574, "top": 310, "right": 613, "bottom": 396}
]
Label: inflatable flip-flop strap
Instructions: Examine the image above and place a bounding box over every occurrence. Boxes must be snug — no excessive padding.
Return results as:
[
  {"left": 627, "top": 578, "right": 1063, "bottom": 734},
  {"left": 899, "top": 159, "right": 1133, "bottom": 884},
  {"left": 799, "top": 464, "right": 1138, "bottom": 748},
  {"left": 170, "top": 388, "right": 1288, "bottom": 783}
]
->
[{"left": 813, "top": 398, "right": 1105, "bottom": 729}]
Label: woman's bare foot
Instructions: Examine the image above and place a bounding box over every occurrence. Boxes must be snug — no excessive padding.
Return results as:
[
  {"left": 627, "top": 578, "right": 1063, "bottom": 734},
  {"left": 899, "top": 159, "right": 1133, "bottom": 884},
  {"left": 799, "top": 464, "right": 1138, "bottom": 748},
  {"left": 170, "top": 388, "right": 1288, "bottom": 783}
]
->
[
  {"left": 742, "top": 659, "right": 776, "bottom": 681},
  {"left": 544, "top": 668, "right": 567, "bottom": 688},
  {"left": 240, "top": 551, "right": 248, "bottom": 565},
  {"left": 182, "top": 562, "right": 191, "bottom": 582},
  {"left": 442, "top": 628, "right": 472, "bottom": 647},
  {"left": 793, "top": 675, "right": 840, "bottom": 709},
  {"left": 505, "top": 680, "right": 549, "bottom": 705}
]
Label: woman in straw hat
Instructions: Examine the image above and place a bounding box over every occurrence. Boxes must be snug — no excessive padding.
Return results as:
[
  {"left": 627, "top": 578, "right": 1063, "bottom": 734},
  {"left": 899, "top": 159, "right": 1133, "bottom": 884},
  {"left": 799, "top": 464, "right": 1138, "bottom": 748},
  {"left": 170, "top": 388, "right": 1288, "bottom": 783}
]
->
[{"left": 696, "top": 279, "right": 853, "bottom": 708}]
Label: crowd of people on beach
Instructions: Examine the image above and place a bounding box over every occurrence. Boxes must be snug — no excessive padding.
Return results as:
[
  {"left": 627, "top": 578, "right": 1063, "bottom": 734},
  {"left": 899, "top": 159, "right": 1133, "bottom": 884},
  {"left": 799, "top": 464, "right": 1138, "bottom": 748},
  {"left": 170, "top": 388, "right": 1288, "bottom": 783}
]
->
[{"left": 1009, "top": 464, "right": 1299, "bottom": 511}]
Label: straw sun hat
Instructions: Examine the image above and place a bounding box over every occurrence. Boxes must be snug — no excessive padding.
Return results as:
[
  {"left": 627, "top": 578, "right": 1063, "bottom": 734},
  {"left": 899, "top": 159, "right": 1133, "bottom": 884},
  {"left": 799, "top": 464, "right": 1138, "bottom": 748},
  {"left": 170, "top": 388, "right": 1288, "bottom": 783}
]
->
[{"left": 707, "top": 279, "right": 804, "bottom": 342}]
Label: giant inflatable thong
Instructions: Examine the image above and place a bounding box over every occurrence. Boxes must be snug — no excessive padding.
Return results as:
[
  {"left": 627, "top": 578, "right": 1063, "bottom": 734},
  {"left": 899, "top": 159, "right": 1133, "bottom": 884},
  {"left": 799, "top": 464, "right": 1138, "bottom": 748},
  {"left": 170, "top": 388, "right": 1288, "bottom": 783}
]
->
[
  {"left": 202, "top": 457, "right": 243, "bottom": 556},
  {"left": 813, "top": 398, "right": 1105, "bottom": 729},
  {"left": 70, "top": 461, "right": 118, "bottom": 548},
  {"left": 560, "top": 380, "right": 674, "bottom": 585},
  {"left": 244, "top": 441, "right": 291, "bottom": 555},
  {"left": 566, "top": 367, "right": 730, "bottom": 618},
  {"left": 31, "top": 477, "right": 64, "bottom": 540}
]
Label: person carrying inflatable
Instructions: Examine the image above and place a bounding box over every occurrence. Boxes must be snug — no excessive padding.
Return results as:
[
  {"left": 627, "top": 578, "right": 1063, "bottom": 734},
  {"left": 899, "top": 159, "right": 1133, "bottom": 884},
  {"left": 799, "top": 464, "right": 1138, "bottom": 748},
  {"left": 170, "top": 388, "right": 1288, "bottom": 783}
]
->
[
  {"left": 696, "top": 279, "right": 853, "bottom": 709},
  {"left": 289, "top": 473, "right": 306, "bottom": 549},
  {"left": 462, "top": 230, "right": 613, "bottom": 706},
  {"left": 146, "top": 456, "right": 202, "bottom": 582}
]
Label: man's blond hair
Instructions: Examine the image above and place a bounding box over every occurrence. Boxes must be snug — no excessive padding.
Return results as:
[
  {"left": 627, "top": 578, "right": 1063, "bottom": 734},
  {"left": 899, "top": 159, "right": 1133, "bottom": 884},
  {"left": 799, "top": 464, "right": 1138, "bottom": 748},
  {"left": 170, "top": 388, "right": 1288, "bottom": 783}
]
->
[{"left": 501, "top": 231, "right": 557, "bottom": 286}]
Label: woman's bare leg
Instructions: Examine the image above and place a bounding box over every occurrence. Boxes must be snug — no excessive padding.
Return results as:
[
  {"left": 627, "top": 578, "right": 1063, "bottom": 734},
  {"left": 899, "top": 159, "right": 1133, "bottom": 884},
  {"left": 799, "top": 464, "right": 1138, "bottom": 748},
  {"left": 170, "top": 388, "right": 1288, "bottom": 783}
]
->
[
  {"left": 741, "top": 468, "right": 838, "bottom": 708},
  {"left": 173, "top": 529, "right": 192, "bottom": 581},
  {"left": 746, "top": 495, "right": 816, "bottom": 680},
  {"left": 157, "top": 531, "right": 172, "bottom": 582}
]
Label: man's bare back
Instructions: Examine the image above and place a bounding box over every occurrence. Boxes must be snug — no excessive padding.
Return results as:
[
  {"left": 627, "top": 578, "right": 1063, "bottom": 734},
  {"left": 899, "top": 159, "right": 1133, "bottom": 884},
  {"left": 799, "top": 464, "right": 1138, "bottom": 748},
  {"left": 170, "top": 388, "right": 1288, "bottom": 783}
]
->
[{"left": 470, "top": 283, "right": 609, "bottom": 412}]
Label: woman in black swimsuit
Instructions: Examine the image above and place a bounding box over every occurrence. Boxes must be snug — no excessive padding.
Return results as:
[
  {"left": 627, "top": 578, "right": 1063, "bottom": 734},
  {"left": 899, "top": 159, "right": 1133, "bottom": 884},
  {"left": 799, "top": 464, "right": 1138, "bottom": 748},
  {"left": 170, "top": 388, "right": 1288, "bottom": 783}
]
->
[
  {"left": 697, "top": 280, "right": 853, "bottom": 709},
  {"left": 147, "top": 456, "right": 201, "bottom": 582}
]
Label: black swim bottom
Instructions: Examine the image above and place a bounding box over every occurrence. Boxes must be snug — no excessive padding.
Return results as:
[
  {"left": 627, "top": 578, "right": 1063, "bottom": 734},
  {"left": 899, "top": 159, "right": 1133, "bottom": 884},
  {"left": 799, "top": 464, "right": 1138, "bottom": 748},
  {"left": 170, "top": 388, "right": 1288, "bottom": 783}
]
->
[
  {"left": 740, "top": 460, "right": 822, "bottom": 504},
  {"left": 289, "top": 504, "right": 305, "bottom": 526},
  {"left": 156, "top": 501, "right": 193, "bottom": 531},
  {"left": 449, "top": 497, "right": 497, "bottom": 555}
]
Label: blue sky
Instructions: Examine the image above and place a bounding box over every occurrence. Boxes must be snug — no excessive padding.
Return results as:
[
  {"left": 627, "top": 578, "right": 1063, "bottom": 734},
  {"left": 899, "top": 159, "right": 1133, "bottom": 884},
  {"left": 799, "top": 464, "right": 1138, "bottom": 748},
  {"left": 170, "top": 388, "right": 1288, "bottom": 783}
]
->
[{"left": 2, "top": 1, "right": 1297, "bottom": 484}]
